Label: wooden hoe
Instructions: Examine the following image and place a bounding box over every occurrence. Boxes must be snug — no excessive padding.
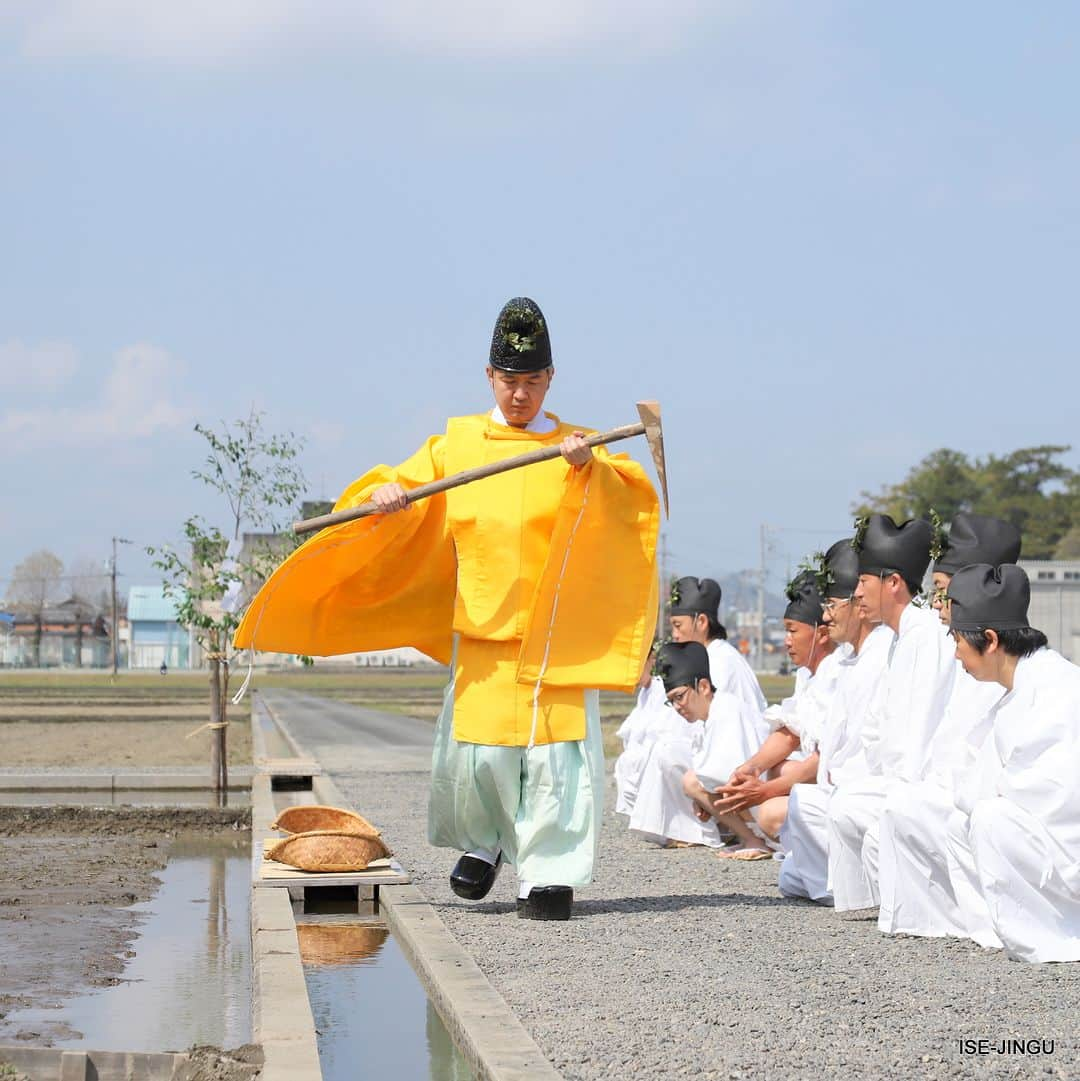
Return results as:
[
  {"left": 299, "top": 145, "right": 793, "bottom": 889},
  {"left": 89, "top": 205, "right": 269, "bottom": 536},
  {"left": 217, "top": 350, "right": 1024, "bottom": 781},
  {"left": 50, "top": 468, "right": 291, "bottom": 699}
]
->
[{"left": 292, "top": 401, "right": 669, "bottom": 535}]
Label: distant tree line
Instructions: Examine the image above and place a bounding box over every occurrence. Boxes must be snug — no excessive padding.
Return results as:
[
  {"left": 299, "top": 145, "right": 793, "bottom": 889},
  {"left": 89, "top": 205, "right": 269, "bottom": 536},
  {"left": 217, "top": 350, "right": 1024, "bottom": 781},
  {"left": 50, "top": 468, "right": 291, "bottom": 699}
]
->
[{"left": 854, "top": 445, "right": 1080, "bottom": 560}]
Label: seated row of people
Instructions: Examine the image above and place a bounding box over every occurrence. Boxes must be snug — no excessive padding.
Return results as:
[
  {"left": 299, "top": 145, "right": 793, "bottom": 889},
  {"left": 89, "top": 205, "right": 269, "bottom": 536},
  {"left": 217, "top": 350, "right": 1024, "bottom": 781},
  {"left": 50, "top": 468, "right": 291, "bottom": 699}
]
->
[{"left": 614, "top": 512, "right": 1080, "bottom": 962}]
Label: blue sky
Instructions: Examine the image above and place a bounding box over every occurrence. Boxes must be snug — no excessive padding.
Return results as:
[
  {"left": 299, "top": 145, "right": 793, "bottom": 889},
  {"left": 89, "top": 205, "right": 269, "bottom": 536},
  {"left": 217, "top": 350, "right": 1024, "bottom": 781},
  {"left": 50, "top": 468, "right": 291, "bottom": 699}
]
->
[{"left": 2, "top": 3, "right": 1078, "bottom": 602}]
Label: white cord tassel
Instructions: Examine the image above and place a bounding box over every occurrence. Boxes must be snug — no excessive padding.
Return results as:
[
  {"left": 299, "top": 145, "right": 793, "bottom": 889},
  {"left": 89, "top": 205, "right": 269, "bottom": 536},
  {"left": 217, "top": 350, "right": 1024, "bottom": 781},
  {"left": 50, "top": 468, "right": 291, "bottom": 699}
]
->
[
  {"left": 527, "top": 478, "right": 592, "bottom": 750},
  {"left": 231, "top": 649, "right": 254, "bottom": 705}
]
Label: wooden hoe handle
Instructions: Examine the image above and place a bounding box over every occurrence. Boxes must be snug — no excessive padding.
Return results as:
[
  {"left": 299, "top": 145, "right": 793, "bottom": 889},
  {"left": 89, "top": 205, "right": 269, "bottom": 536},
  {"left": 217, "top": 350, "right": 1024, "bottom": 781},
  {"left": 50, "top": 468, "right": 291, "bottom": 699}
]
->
[{"left": 293, "top": 422, "right": 646, "bottom": 536}]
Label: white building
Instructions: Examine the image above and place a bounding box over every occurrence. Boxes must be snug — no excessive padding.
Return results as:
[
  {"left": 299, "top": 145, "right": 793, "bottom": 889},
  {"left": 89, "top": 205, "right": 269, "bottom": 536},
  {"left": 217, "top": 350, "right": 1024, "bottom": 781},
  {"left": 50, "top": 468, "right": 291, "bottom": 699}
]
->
[{"left": 1018, "top": 560, "right": 1080, "bottom": 663}]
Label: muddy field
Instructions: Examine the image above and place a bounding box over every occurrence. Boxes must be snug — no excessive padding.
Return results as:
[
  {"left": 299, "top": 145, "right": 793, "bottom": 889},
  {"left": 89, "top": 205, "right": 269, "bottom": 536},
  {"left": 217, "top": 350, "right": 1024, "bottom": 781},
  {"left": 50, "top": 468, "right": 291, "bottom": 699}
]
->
[
  {"left": 0, "top": 682, "right": 252, "bottom": 769},
  {"left": 0, "top": 806, "right": 248, "bottom": 1048},
  {"left": 0, "top": 720, "right": 252, "bottom": 769}
]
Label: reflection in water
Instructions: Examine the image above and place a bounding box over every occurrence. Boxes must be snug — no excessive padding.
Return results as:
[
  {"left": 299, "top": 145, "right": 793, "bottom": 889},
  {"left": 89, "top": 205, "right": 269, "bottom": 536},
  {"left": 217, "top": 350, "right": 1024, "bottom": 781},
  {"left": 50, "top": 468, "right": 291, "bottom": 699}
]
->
[
  {"left": 297, "top": 923, "right": 387, "bottom": 965},
  {"left": 8, "top": 833, "right": 251, "bottom": 1051},
  {"left": 303, "top": 928, "right": 475, "bottom": 1081}
]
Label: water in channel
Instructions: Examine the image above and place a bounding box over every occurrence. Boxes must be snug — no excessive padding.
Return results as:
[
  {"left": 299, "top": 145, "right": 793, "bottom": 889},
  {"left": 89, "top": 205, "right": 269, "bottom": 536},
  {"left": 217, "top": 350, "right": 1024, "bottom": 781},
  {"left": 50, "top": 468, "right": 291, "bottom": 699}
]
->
[
  {"left": 301, "top": 924, "right": 475, "bottom": 1080},
  {"left": 11, "top": 833, "right": 251, "bottom": 1050}
]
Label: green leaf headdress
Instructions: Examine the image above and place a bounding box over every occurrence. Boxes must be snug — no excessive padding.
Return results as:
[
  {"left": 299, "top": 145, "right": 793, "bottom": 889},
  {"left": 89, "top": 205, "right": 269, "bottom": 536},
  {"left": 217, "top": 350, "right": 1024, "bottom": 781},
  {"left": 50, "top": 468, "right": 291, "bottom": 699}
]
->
[
  {"left": 928, "top": 508, "right": 948, "bottom": 564},
  {"left": 797, "top": 550, "right": 832, "bottom": 600},
  {"left": 501, "top": 305, "right": 546, "bottom": 355},
  {"left": 851, "top": 515, "right": 870, "bottom": 552}
]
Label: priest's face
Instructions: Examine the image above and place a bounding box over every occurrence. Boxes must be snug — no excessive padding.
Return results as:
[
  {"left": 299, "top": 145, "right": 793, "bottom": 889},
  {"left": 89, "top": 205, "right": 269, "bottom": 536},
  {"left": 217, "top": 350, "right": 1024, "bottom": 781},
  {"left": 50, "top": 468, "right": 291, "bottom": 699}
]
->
[
  {"left": 486, "top": 366, "right": 554, "bottom": 427},
  {"left": 783, "top": 618, "right": 817, "bottom": 668},
  {"left": 822, "top": 596, "right": 856, "bottom": 644},
  {"left": 951, "top": 628, "right": 998, "bottom": 682},
  {"left": 854, "top": 573, "right": 883, "bottom": 623},
  {"left": 666, "top": 678, "right": 711, "bottom": 721},
  {"left": 931, "top": 571, "right": 952, "bottom": 623},
  {"left": 669, "top": 613, "right": 709, "bottom": 645}
]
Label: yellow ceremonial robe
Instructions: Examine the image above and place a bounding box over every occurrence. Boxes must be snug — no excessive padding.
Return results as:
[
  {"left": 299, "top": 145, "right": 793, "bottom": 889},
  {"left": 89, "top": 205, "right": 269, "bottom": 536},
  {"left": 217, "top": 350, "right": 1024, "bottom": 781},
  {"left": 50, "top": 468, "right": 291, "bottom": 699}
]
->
[{"left": 233, "top": 412, "right": 659, "bottom": 746}]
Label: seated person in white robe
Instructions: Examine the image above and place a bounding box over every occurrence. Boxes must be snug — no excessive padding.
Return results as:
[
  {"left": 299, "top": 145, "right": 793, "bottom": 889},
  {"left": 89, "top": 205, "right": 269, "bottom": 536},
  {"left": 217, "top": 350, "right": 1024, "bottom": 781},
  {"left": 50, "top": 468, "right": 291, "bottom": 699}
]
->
[
  {"left": 777, "top": 538, "right": 890, "bottom": 903},
  {"left": 635, "top": 639, "right": 774, "bottom": 851},
  {"left": 827, "top": 514, "right": 955, "bottom": 911},
  {"left": 944, "top": 564, "right": 1080, "bottom": 963},
  {"left": 876, "top": 514, "right": 1019, "bottom": 939},
  {"left": 628, "top": 577, "right": 768, "bottom": 847},
  {"left": 668, "top": 576, "right": 767, "bottom": 719},
  {"left": 709, "top": 563, "right": 840, "bottom": 845},
  {"left": 614, "top": 644, "right": 688, "bottom": 816}
]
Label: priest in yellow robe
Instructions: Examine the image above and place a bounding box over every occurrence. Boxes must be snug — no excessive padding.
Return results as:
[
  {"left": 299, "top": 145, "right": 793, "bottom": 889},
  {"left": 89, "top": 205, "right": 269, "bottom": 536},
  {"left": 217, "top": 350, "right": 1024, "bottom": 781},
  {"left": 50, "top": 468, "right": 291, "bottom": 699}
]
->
[{"left": 234, "top": 296, "right": 659, "bottom": 920}]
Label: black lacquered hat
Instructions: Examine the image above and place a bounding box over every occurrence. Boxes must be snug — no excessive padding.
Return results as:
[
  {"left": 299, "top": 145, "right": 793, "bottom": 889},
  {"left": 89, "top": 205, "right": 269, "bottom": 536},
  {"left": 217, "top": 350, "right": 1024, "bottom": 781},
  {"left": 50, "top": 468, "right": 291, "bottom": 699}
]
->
[
  {"left": 935, "top": 513, "right": 1022, "bottom": 576},
  {"left": 823, "top": 539, "right": 860, "bottom": 599},
  {"left": 784, "top": 570, "right": 825, "bottom": 626},
  {"left": 489, "top": 297, "right": 553, "bottom": 372},
  {"left": 655, "top": 640, "right": 712, "bottom": 692},
  {"left": 855, "top": 514, "right": 933, "bottom": 586},
  {"left": 669, "top": 577, "right": 721, "bottom": 620},
  {"left": 947, "top": 563, "right": 1031, "bottom": 631}
]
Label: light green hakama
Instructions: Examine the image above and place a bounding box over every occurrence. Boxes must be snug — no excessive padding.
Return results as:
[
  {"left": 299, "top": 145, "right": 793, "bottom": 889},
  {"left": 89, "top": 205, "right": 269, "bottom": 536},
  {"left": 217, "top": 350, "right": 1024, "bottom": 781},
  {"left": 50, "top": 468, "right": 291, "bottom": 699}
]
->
[{"left": 427, "top": 652, "right": 606, "bottom": 888}]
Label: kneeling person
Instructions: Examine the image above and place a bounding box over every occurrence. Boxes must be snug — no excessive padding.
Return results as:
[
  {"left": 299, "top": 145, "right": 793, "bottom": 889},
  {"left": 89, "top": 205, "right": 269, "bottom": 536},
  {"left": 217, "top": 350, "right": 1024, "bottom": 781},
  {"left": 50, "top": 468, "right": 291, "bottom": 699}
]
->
[
  {"left": 648, "top": 641, "right": 774, "bottom": 855},
  {"left": 711, "top": 565, "right": 840, "bottom": 846}
]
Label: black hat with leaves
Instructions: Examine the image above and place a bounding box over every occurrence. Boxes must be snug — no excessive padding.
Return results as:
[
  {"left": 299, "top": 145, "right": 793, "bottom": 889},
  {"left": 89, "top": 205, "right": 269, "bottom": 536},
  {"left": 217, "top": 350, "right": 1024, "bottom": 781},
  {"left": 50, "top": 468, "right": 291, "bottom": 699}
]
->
[
  {"left": 784, "top": 569, "right": 825, "bottom": 626},
  {"left": 853, "top": 514, "right": 933, "bottom": 587},
  {"left": 489, "top": 297, "right": 553, "bottom": 373},
  {"left": 669, "top": 576, "right": 721, "bottom": 620},
  {"left": 823, "top": 539, "right": 860, "bottom": 599},
  {"left": 947, "top": 563, "right": 1031, "bottom": 631},
  {"left": 655, "top": 640, "right": 712, "bottom": 692},
  {"left": 934, "top": 513, "right": 1022, "bottom": 576}
]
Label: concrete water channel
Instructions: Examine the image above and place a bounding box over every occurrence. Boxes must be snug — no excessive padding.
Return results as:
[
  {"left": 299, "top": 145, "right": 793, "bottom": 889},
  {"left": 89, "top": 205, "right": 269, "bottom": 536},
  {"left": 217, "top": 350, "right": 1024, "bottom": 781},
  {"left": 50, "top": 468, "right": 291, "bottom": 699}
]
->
[{"left": 0, "top": 688, "right": 556, "bottom": 1081}]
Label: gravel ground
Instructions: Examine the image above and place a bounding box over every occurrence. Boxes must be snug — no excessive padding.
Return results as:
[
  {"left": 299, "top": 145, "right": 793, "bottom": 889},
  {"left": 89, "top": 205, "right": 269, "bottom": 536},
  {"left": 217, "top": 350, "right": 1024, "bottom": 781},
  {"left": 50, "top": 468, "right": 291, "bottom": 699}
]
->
[{"left": 269, "top": 691, "right": 1080, "bottom": 1081}]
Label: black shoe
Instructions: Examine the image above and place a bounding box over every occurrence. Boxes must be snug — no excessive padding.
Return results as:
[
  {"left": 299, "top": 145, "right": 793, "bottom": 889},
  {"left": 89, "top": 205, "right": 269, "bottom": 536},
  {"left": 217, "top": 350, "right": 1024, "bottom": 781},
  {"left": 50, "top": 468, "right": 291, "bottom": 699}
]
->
[
  {"left": 450, "top": 852, "right": 502, "bottom": 900},
  {"left": 516, "top": 885, "right": 573, "bottom": 921}
]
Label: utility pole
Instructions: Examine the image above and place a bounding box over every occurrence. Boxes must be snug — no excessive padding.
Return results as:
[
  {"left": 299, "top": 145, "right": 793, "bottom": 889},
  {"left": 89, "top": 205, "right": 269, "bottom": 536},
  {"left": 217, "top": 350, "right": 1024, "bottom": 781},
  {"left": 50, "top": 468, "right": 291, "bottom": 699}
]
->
[
  {"left": 756, "top": 524, "right": 767, "bottom": 673},
  {"left": 111, "top": 536, "right": 132, "bottom": 677}
]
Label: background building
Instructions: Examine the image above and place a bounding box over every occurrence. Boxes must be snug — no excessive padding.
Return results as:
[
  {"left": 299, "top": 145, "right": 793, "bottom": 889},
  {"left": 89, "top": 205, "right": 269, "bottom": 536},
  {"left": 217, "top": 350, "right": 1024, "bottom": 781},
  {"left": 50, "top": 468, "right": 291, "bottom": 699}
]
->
[
  {"left": 0, "top": 600, "right": 110, "bottom": 667},
  {"left": 127, "top": 586, "right": 190, "bottom": 669},
  {"left": 1018, "top": 560, "right": 1080, "bottom": 663}
]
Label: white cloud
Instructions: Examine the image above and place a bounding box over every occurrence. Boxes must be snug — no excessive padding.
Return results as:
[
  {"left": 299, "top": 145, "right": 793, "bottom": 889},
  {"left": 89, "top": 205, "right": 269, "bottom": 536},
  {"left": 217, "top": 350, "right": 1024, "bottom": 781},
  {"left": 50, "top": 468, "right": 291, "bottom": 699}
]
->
[
  {"left": 0, "top": 342, "right": 193, "bottom": 449},
  {"left": 0, "top": 340, "right": 79, "bottom": 392},
  {"left": 2, "top": 0, "right": 724, "bottom": 64}
]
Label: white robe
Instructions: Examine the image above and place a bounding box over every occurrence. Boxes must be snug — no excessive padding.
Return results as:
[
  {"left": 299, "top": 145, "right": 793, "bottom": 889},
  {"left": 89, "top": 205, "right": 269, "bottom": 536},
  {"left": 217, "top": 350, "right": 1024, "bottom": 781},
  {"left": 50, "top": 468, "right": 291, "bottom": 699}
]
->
[
  {"left": 951, "top": 648, "right": 1080, "bottom": 962},
  {"left": 613, "top": 678, "right": 691, "bottom": 816},
  {"left": 626, "top": 639, "right": 768, "bottom": 846},
  {"left": 707, "top": 637, "right": 768, "bottom": 719},
  {"left": 827, "top": 605, "right": 956, "bottom": 910},
  {"left": 779, "top": 626, "right": 891, "bottom": 904},
  {"left": 875, "top": 665, "right": 1004, "bottom": 938},
  {"left": 628, "top": 691, "right": 762, "bottom": 846},
  {"left": 763, "top": 649, "right": 844, "bottom": 758}
]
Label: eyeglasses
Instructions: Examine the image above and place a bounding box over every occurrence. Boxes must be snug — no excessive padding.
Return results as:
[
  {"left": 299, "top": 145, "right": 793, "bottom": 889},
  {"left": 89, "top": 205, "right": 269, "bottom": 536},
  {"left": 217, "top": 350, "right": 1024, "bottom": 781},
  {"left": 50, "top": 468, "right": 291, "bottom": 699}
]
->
[
  {"left": 665, "top": 687, "right": 692, "bottom": 708},
  {"left": 821, "top": 596, "right": 853, "bottom": 613}
]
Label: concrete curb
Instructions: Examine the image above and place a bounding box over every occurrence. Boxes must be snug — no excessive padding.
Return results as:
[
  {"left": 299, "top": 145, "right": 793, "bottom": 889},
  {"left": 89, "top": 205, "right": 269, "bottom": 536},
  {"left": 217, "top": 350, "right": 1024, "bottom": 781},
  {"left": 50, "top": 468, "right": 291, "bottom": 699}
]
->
[
  {"left": 0, "top": 1045, "right": 188, "bottom": 1080},
  {"left": 381, "top": 884, "right": 563, "bottom": 1081},
  {"left": 251, "top": 888, "right": 322, "bottom": 1081},
  {"left": 248, "top": 702, "right": 323, "bottom": 1081}
]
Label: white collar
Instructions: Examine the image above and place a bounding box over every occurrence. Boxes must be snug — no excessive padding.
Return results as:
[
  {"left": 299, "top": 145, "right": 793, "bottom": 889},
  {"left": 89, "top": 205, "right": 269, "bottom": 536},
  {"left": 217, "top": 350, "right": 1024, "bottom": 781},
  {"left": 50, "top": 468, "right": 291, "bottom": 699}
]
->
[{"left": 490, "top": 406, "right": 557, "bottom": 434}]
